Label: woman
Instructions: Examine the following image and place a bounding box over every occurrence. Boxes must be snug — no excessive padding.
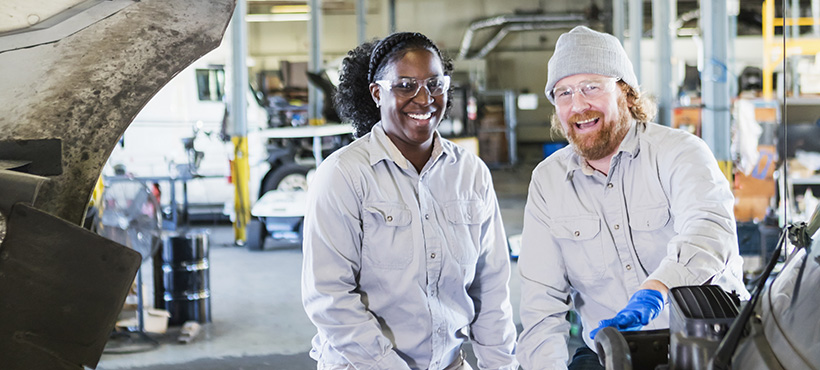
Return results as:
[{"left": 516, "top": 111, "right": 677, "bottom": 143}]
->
[{"left": 301, "top": 32, "right": 518, "bottom": 370}]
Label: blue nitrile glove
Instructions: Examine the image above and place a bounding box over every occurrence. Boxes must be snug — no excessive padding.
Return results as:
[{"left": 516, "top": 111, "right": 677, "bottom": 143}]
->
[{"left": 589, "top": 289, "right": 664, "bottom": 339}]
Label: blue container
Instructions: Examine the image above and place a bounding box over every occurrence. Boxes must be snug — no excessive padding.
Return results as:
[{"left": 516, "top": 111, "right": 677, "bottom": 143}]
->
[{"left": 543, "top": 142, "right": 568, "bottom": 158}]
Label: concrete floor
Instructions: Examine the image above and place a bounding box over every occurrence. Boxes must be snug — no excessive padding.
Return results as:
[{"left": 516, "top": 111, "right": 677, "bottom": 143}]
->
[{"left": 96, "top": 144, "right": 579, "bottom": 370}]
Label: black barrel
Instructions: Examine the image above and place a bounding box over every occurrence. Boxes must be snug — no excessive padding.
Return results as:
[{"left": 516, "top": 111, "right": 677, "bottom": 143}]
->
[{"left": 161, "top": 230, "right": 211, "bottom": 326}]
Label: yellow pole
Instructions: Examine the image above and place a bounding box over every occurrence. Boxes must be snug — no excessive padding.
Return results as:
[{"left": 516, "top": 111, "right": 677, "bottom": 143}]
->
[
  {"left": 232, "top": 136, "right": 251, "bottom": 243},
  {"left": 717, "top": 160, "right": 733, "bottom": 183},
  {"left": 762, "top": 0, "right": 775, "bottom": 100}
]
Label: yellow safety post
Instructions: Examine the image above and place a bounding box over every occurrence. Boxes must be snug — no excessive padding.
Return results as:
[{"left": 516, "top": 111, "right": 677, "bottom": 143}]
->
[
  {"left": 718, "top": 160, "right": 733, "bottom": 184},
  {"left": 232, "top": 136, "right": 251, "bottom": 243},
  {"left": 85, "top": 174, "right": 106, "bottom": 229},
  {"left": 91, "top": 174, "right": 105, "bottom": 208}
]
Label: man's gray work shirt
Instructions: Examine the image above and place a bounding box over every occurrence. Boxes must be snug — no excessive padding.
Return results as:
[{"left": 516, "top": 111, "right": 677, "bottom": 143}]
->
[
  {"left": 517, "top": 122, "right": 749, "bottom": 369},
  {"left": 302, "top": 123, "right": 518, "bottom": 370}
]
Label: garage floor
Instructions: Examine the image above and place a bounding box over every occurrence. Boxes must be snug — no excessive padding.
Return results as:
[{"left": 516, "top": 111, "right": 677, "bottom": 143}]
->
[{"left": 96, "top": 144, "right": 582, "bottom": 370}]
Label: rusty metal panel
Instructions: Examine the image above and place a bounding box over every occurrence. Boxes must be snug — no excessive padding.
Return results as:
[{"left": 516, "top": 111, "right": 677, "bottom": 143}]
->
[
  {"left": 0, "top": 203, "right": 141, "bottom": 369},
  {"left": 0, "top": 0, "right": 236, "bottom": 225}
]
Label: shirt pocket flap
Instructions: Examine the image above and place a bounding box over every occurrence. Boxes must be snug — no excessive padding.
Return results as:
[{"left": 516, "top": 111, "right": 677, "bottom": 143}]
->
[
  {"left": 550, "top": 216, "right": 600, "bottom": 240},
  {"left": 629, "top": 206, "right": 671, "bottom": 231},
  {"left": 364, "top": 202, "right": 412, "bottom": 227},
  {"left": 444, "top": 200, "right": 483, "bottom": 225}
]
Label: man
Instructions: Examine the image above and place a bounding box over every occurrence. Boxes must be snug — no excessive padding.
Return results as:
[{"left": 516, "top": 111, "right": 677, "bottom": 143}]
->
[{"left": 516, "top": 26, "right": 749, "bottom": 370}]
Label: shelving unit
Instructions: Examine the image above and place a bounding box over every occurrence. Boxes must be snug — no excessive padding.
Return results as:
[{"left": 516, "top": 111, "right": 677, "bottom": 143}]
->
[{"left": 762, "top": 0, "right": 820, "bottom": 100}]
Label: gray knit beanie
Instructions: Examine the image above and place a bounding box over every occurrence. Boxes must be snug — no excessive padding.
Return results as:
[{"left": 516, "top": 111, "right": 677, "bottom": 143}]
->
[{"left": 545, "top": 26, "right": 638, "bottom": 104}]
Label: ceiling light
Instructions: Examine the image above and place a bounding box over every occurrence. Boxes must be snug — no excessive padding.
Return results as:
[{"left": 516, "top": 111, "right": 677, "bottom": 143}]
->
[{"left": 270, "top": 4, "right": 309, "bottom": 14}]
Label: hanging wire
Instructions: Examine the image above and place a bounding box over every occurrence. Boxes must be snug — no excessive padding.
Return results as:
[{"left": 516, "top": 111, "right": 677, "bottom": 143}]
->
[{"left": 782, "top": 0, "right": 789, "bottom": 233}]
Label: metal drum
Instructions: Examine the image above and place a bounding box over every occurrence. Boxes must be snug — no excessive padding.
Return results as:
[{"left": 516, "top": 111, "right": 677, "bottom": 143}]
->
[{"left": 162, "top": 230, "right": 211, "bottom": 326}]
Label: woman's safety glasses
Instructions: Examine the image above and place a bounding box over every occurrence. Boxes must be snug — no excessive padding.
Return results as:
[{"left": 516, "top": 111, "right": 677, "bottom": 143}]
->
[
  {"left": 375, "top": 76, "right": 451, "bottom": 99},
  {"left": 550, "top": 77, "right": 619, "bottom": 106}
]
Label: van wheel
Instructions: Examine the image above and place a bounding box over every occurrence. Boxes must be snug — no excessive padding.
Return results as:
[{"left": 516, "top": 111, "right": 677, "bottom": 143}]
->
[{"left": 260, "top": 163, "right": 310, "bottom": 196}]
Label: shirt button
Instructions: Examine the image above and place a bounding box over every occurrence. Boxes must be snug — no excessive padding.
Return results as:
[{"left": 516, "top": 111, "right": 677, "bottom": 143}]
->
[
  {"left": 430, "top": 253, "right": 436, "bottom": 259},
  {"left": 626, "top": 264, "right": 632, "bottom": 270},
  {"left": 614, "top": 224, "right": 620, "bottom": 230},
  {"left": 425, "top": 214, "right": 430, "bottom": 220},
  {"left": 386, "top": 215, "right": 393, "bottom": 222},
  {"left": 607, "top": 183, "right": 613, "bottom": 188},
  {"left": 574, "top": 231, "right": 581, "bottom": 237}
]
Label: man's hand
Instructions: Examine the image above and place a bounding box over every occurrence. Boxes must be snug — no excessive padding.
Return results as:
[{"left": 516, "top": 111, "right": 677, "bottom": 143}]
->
[{"left": 590, "top": 289, "right": 664, "bottom": 339}]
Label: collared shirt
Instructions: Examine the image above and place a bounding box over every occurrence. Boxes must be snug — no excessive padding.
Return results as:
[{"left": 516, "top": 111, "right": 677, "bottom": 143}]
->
[
  {"left": 517, "top": 122, "right": 750, "bottom": 369},
  {"left": 302, "top": 123, "right": 518, "bottom": 370}
]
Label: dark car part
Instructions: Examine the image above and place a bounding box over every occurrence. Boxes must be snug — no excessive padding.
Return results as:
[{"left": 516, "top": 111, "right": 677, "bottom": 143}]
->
[
  {"left": 595, "top": 327, "right": 670, "bottom": 370},
  {"left": 594, "top": 327, "right": 633, "bottom": 370},
  {"left": 0, "top": 138, "right": 63, "bottom": 176},
  {"left": 0, "top": 169, "right": 48, "bottom": 219},
  {"left": 669, "top": 285, "right": 740, "bottom": 370},
  {"left": 0, "top": 203, "right": 141, "bottom": 369}
]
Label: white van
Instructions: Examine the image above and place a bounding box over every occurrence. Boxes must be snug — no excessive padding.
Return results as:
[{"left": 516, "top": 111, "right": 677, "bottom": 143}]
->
[{"left": 104, "top": 46, "right": 298, "bottom": 222}]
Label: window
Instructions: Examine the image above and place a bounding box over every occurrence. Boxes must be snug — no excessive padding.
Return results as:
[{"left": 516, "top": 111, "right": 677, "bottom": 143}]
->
[{"left": 195, "top": 68, "right": 225, "bottom": 101}]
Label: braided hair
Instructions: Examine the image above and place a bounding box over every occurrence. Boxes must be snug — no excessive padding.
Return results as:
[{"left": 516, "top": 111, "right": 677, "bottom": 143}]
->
[{"left": 334, "top": 32, "right": 454, "bottom": 138}]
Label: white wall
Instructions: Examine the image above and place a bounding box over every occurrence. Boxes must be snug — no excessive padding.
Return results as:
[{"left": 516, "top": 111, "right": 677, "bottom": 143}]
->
[{"left": 243, "top": 1, "right": 768, "bottom": 143}]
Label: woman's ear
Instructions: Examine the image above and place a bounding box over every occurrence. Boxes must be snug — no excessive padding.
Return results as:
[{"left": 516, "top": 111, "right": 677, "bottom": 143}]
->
[{"left": 369, "top": 82, "right": 381, "bottom": 108}]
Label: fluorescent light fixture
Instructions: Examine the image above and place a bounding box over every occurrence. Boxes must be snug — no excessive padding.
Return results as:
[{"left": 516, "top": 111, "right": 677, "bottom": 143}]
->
[
  {"left": 517, "top": 93, "right": 539, "bottom": 110},
  {"left": 271, "top": 4, "right": 309, "bottom": 14},
  {"left": 245, "top": 13, "right": 310, "bottom": 22}
]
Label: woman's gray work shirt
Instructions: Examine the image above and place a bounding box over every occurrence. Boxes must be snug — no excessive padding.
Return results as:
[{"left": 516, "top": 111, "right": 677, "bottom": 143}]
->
[
  {"left": 302, "top": 123, "right": 518, "bottom": 370},
  {"left": 517, "top": 122, "right": 750, "bottom": 369}
]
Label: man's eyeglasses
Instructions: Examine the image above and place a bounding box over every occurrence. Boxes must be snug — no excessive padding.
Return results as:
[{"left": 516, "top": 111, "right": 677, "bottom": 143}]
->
[
  {"left": 550, "top": 78, "right": 619, "bottom": 106},
  {"left": 375, "top": 76, "right": 451, "bottom": 99}
]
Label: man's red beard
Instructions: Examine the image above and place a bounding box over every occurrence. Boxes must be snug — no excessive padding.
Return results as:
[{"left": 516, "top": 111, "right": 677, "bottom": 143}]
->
[{"left": 565, "top": 94, "right": 632, "bottom": 161}]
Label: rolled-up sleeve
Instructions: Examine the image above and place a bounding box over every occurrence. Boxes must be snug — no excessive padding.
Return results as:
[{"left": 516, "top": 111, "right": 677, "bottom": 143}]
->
[
  {"left": 468, "top": 178, "right": 519, "bottom": 370},
  {"left": 517, "top": 175, "right": 573, "bottom": 370},
  {"left": 649, "top": 135, "right": 740, "bottom": 290},
  {"left": 301, "top": 158, "right": 411, "bottom": 370}
]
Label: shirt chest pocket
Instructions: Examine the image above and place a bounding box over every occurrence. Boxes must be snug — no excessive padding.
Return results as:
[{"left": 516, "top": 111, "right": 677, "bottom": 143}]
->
[
  {"left": 362, "top": 202, "right": 414, "bottom": 268},
  {"left": 549, "top": 216, "right": 606, "bottom": 282},
  {"left": 628, "top": 205, "right": 673, "bottom": 270},
  {"left": 443, "top": 201, "right": 482, "bottom": 265}
]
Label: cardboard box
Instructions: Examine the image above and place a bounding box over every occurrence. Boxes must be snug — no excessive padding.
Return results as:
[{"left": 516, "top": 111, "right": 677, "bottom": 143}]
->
[
  {"left": 672, "top": 106, "right": 701, "bottom": 137},
  {"left": 450, "top": 136, "right": 479, "bottom": 157},
  {"left": 478, "top": 132, "right": 508, "bottom": 164},
  {"left": 754, "top": 107, "right": 777, "bottom": 123},
  {"left": 480, "top": 105, "right": 505, "bottom": 129},
  {"left": 734, "top": 196, "right": 772, "bottom": 222},
  {"left": 117, "top": 308, "right": 171, "bottom": 334}
]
